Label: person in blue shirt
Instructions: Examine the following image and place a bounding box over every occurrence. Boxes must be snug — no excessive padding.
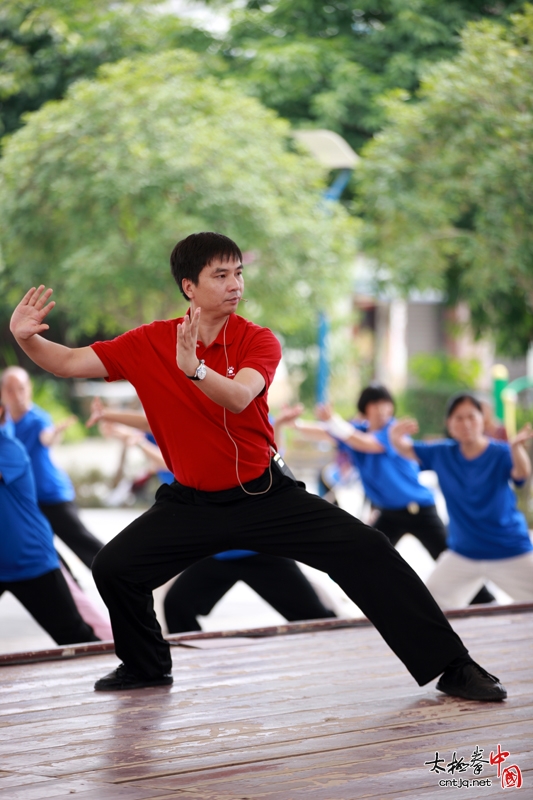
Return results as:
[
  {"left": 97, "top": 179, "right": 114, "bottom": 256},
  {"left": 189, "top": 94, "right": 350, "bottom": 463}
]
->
[
  {"left": 390, "top": 392, "right": 533, "bottom": 609},
  {"left": 296, "top": 384, "right": 494, "bottom": 604},
  {"left": 1, "top": 367, "right": 103, "bottom": 568},
  {"left": 296, "top": 384, "right": 451, "bottom": 558},
  {"left": 0, "top": 405, "right": 99, "bottom": 645}
]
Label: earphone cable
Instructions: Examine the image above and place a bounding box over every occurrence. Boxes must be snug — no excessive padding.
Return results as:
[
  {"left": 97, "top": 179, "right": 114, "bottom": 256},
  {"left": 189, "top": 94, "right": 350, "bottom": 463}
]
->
[{"left": 222, "top": 318, "right": 272, "bottom": 496}]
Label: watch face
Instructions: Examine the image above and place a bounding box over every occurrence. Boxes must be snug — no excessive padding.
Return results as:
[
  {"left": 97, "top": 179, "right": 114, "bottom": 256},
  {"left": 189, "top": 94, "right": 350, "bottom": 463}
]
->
[{"left": 197, "top": 362, "right": 207, "bottom": 380}]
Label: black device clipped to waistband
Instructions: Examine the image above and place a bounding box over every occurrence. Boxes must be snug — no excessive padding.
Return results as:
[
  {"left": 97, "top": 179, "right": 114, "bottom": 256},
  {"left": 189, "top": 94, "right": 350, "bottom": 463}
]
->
[{"left": 271, "top": 451, "right": 298, "bottom": 482}]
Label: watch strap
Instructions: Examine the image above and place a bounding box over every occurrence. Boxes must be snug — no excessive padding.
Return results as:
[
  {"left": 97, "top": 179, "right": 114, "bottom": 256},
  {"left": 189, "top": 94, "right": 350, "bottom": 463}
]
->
[{"left": 186, "top": 360, "right": 206, "bottom": 380}]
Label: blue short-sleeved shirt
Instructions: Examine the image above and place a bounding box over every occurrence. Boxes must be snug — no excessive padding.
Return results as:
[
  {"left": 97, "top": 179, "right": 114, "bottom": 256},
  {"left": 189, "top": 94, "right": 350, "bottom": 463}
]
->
[
  {"left": 14, "top": 406, "right": 74, "bottom": 504},
  {"left": 1, "top": 416, "right": 15, "bottom": 438},
  {"left": 413, "top": 439, "right": 532, "bottom": 560},
  {"left": 339, "top": 419, "right": 434, "bottom": 510},
  {"left": 0, "top": 426, "right": 60, "bottom": 581}
]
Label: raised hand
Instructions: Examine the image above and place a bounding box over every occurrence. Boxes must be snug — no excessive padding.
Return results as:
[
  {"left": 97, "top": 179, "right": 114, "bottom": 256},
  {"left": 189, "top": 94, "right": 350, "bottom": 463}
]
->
[
  {"left": 511, "top": 422, "right": 533, "bottom": 448},
  {"left": 315, "top": 402, "right": 333, "bottom": 422},
  {"left": 86, "top": 397, "right": 105, "bottom": 428},
  {"left": 275, "top": 403, "right": 305, "bottom": 427},
  {"left": 509, "top": 422, "right": 533, "bottom": 481},
  {"left": 389, "top": 417, "right": 419, "bottom": 439},
  {"left": 10, "top": 286, "right": 55, "bottom": 341},
  {"left": 39, "top": 415, "right": 78, "bottom": 447},
  {"left": 176, "top": 307, "right": 201, "bottom": 376},
  {"left": 56, "top": 415, "right": 78, "bottom": 432},
  {"left": 388, "top": 417, "right": 419, "bottom": 460}
]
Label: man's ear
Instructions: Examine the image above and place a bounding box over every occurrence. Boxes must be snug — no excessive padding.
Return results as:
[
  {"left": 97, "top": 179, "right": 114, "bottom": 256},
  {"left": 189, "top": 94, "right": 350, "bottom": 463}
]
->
[{"left": 182, "top": 278, "right": 193, "bottom": 300}]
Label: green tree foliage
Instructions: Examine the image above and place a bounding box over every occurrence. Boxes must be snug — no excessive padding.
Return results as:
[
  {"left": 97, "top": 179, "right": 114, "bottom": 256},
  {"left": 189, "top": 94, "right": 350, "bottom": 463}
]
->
[
  {"left": 0, "top": 50, "right": 356, "bottom": 339},
  {"left": 0, "top": 0, "right": 217, "bottom": 362},
  {"left": 357, "top": 7, "right": 533, "bottom": 355},
  {"left": 394, "top": 352, "right": 481, "bottom": 435},
  {"left": 217, "top": 0, "right": 523, "bottom": 150},
  {"left": 0, "top": 0, "right": 214, "bottom": 138}
]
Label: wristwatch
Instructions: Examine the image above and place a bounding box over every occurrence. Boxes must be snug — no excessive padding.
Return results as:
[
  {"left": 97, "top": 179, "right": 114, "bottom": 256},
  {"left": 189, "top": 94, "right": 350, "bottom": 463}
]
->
[{"left": 186, "top": 359, "right": 207, "bottom": 381}]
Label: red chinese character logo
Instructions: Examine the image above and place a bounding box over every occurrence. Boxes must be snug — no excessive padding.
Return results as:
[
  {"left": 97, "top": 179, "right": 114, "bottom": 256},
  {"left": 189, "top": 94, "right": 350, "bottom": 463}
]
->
[
  {"left": 502, "top": 765, "right": 523, "bottom": 789},
  {"left": 490, "top": 744, "right": 510, "bottom": 778}
]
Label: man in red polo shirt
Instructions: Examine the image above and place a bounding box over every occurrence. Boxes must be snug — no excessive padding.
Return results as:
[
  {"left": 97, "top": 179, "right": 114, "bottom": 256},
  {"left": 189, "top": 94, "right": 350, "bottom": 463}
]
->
[{"left": 10, "top": 232, "right": 506, "bottom": 701}]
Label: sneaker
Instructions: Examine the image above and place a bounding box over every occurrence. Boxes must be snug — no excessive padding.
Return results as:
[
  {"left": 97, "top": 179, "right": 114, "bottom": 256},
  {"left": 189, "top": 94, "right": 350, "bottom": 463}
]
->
[
  {"left": 94, "top": 663, "right": 173, "bottom": 692},
  {"left": 436, "top": 660, "right": 507, "bottom": 701}
]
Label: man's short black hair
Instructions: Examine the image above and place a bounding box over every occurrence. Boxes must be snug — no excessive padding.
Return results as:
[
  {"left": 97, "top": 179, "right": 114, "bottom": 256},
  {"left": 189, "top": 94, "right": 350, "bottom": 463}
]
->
[
  {"left": 170, "top": 232, "right": 243, "bottom": 300},
  {"left": 445, "top": 392, "right": 483, "bottom": 420},
  {"left": 357, "top": 383, "right": 395, "bottom": 415}
]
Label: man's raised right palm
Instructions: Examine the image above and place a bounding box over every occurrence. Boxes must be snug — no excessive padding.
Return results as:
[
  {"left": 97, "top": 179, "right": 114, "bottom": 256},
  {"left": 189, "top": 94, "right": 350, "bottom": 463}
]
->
[{"left": 10, "top": 286, "right": 55, "bottom": 341}]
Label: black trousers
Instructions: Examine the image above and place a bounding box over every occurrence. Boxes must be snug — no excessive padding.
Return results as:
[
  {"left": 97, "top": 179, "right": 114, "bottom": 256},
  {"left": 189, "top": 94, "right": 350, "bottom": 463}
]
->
[
  {"left": 374, "top": 505, "right": 495, "bottom": 605},
  {"left": 164, "top": 554, "right": 336, "bottom": 633},
  {"left": 0, "top": 568, "right": 99, "bottom": 645},
  {"left": 39, "top": 501, "right": 104, "bottom": 569},
  {"left": 92, "top": 468, "right": 468, "bottom": 685},
  {"left": 374, "top": 505, "right": 447, "bottom": 560}
]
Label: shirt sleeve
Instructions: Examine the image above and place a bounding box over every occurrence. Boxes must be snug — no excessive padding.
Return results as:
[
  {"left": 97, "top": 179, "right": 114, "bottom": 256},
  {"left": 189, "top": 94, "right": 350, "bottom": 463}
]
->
[
  {"left": 494, "top": 441, "right": 524, "bottom": 485},
  {"left": 499, "top": 442, "right": 514, "bottom": 475},
  {"left": 19, "top": 408, "right": 51, "bottom": 451},
  {"left": 36, "top": 408, "right": 52, "bottom": 428},
  {"left": 238, "top": 327, "right": 282, "bottom": 392},
  {"left": 373, "top": 426, "right": 392, "bottom": 453},
  {"left": 412, "top": 441, "right": 438, "bottom": 470},
  {"left": 0, "top": 437, "right": 30, "bottom": 485},
  {"left": 36, "top": 408, "right": 54, "bottom": 436},
  {"left": 91, "top": 327, "right": 144, "bottom": 383}
]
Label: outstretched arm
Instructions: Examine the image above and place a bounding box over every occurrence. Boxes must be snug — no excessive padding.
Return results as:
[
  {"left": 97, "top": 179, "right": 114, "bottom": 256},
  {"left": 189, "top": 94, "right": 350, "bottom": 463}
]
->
[
  {"left": 272, "top": 403, "right": 304, "bottom": 451},
  {"left": 176, "top": 309, "right": 265, "bottom": 414},
  {"left": 98, "top": 420, "right": 168, "bottom": 471},
  {"left": 10, "top": 287, "right": 108, "bottom": 379},
  {"left": 86, "top": 398, "right": 151, "bottom": 432},
  {"left": 134, "top": 436, "right": 168, "bottom": 472},
  {"left": 510, "top": 423, "right": 533, "bottom": 481},
  {"left": 39, "top": 415, "right": 78, "bottom": 447},
  {"left": 388, "top": 418, "right": 421, "bottom": 462},
  {"left": 295, "top": 404, "right": 385, "bottom": 454}
]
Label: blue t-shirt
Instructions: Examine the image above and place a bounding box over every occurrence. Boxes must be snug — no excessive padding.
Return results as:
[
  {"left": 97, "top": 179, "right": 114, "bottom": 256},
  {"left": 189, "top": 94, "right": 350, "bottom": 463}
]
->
[
  {"left": 413, "top": 439, "right": 533, "bottom": 560},
  {"left": 1, "top": 416, "right": 15, "bottom": 439},
  {"left": 0, "top": 427, "right": 60, "bottom": 581},
  {"left": 14, "top": 406, "right": 74, "bottom": 504},
  {"left": 339, "top": 419, "right": 434, "bottom": 510}
]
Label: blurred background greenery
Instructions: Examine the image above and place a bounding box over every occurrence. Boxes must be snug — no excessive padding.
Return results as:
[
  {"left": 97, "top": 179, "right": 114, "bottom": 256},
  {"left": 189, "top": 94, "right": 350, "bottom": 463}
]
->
[{"left": 2, "top": 0, "right": 533, "bottom": 429}]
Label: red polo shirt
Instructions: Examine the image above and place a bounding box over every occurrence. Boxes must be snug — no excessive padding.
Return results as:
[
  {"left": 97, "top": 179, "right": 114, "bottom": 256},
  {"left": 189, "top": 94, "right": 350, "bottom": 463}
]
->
[{"left": 91, "top": 313, "right": 281, "bottom": 491}]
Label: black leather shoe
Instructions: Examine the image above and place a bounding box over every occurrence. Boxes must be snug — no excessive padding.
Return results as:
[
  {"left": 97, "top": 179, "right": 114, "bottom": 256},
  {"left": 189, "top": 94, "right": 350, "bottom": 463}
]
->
[
  {"left": 436, "top": 660, "right": 507, "bottom": 701},
  {"left": 94, "top": 663, "right": 173, "bottom": 692}
]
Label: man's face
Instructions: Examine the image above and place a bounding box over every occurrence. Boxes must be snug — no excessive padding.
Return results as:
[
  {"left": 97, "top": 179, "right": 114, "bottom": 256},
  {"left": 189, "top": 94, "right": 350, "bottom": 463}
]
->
[
  {"left": 182, "top": 257, "right": 244, "bottom": 315},
  {"left": 364, "top": 400, "right": 394, "bottom": 429},
  {"left": 0, "top": 371, "right": 32, "bottom": 420}
]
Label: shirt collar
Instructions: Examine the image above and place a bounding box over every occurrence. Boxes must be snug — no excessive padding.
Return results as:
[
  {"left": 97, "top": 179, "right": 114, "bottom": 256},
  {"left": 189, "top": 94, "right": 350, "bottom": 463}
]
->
[
  {"left": 214, "top": 312, "right": 239, "bottom": 346},
  {"left": 191, "top": 312, "right": 239, "bottom": 349}
]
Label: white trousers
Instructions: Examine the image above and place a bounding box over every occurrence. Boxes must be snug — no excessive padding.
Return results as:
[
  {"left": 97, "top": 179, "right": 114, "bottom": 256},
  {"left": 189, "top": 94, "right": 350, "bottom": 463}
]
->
[{"left": 426, "top": 550, "right": 533, "bottom": 609}]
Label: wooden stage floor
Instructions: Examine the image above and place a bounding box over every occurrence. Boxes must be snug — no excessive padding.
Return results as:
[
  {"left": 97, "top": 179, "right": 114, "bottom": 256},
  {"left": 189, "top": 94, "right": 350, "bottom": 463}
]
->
[{"left": 0, "top": 608, "right": 531, "bottom": 800}]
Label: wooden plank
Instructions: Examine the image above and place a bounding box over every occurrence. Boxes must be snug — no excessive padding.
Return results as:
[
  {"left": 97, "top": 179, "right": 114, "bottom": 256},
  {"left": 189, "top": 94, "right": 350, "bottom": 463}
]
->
[
  {"left": 1, "top": 602, "right": 531, "bottom": 666},
  {"left": 0, "top": 778, "right": 172, "bottom": 799},
  {"left": 4, "top": 702, "right": 531, "bottom": 780},
  {"left": 0, "top": 612, "right": 530, "bottom": 800}
]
